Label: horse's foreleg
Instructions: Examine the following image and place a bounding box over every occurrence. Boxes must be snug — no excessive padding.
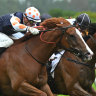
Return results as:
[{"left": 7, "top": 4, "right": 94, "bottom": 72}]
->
[
  {"left": 40, "top": 83, "right": 54, "bottom": 96},
  {"left": 18, "top": 81, "right": 47, "bottom": 96},
  {"left": 70, "top": 83, "right": 91, "bottom": 96}
]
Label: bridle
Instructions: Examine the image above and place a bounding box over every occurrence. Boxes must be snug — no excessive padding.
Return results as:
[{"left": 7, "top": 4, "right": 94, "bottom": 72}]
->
[
  {"left": 39, "top": 25, "right": 83, "bottom": 55},
  {"left": 24, "top": 24, "right": 85, "bottom": 65}
]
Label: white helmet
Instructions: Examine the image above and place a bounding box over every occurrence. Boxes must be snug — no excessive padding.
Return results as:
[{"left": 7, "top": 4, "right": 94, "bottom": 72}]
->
[{"left": 24, "top": 7, "right": 41, "bottom": 22}]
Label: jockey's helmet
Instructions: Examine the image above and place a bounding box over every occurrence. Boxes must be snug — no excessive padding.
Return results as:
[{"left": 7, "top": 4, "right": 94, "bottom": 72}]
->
[
  {"left": 75, "top": 13, "right": 91, "bottom": 30},
  {"left": 24, "top": 7, "right": 41, "bottom": 23}
]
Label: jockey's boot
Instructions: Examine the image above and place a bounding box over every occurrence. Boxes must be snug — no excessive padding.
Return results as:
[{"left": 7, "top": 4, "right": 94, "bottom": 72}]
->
[{"left": 0, "top": 47, "right": 6, "bottom": 54}]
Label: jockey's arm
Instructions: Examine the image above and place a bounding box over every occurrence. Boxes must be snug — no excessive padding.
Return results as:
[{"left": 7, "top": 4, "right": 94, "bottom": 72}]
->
[
  {"left": 10, "top": 16, "right": 27, "bottom": 32},
  {"left": 10, "top": 16, "right": 39, "bottom": 35}
]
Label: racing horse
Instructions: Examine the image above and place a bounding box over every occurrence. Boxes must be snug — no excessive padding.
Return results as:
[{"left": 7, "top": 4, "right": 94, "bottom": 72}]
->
[
  {"left": 47, "top": 32, "right": 96, "bottom": 95},
  {"left": 0, "top": 17, "right": 93, "bottom": 96}
]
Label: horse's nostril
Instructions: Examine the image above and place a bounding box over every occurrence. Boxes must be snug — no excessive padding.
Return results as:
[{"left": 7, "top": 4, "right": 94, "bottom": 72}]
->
[
  {"left": 85, "top": 52, "right": 90, "bottom": 55},
  {"left": 84, "top": 52, "right": 92, "bottom": 61}
]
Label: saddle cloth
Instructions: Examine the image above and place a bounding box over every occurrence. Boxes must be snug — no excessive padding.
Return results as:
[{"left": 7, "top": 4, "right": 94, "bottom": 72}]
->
[
  {"left": 0, "top": 32, "right": 14, "bottom": 48},
  {"left": 49, "top": 50, "right": 65, "bottom": 78}
]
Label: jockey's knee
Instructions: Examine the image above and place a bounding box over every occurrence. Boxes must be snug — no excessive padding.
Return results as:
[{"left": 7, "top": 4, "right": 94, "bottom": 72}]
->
[{"left": 0, "top": 32, "right": 14, "bottom": 48}]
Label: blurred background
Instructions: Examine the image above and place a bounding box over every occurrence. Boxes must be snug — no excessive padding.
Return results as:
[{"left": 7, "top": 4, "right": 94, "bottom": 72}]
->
[{"left": 0, "top": 0, "right": 96, "bottom": 22}]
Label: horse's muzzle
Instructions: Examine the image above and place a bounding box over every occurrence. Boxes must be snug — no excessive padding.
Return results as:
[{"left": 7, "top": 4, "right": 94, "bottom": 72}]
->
[
  {"left": 84, "top": 52, "right": 93, "bottom": 61},
  {"left": 79, "top": 52, "right": 93, "bottom": 62}
]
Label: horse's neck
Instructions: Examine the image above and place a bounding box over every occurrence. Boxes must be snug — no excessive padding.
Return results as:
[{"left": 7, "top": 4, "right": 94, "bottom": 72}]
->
[{"left": 25, "top": 34, "right": 58, "bottom": 63}]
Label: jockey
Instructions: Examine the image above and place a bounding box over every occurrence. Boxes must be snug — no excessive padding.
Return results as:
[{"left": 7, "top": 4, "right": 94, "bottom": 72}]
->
[
  {"left": 0, "top": 7, "right": 41, "bottom": 54},
  {"left": 67, "top": 13, "right": 91, "bottom": 36},
  {"left": 74, "top": 13, "right": 91, "bottom": 35},
  {"left": 67, "top": 13, "right": 91, "bottom": 41}
]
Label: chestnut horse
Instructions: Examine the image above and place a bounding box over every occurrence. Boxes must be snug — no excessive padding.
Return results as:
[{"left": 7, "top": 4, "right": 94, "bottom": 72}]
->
[
  {"left": 47, "top": 33, "right": 96, "bottom": 96},
  {"left": 0, "top": 17, "right": 93, "bottom": 96}
]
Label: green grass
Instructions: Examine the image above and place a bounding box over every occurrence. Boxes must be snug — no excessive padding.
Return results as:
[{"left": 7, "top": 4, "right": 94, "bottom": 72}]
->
[
  {"left": 93, "top": 70, "right": 96, "bottom": 91},
  {"left": 92, "top": 82, "right": 96, "bottom": 90}
]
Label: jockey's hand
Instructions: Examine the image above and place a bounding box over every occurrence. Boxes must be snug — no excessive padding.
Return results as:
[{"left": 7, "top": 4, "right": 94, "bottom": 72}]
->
[{"left": 27, "top": 27, "right": 40, "bottom": 35}]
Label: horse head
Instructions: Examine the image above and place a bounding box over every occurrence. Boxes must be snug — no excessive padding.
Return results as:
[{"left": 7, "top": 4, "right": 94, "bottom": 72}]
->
[
  {"left": 40, "top": 17, "right": 93, "bottom": 62},
  {"left": 0, "top": 17, "right": 94, "bottom": 96}
]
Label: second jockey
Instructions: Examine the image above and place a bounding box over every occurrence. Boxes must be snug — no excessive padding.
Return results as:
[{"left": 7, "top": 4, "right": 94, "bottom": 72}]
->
[{"left": 67, "top": 13, "right": 91, "bottom": 37}]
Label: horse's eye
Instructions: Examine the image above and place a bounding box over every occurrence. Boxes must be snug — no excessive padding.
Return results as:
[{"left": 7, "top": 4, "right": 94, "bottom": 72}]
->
[
  {"left": 70, "top": 35, "right": 76, "bottom": 40},
  {"left": 70, "top": 35, "right": 75, "bottom": 38}
]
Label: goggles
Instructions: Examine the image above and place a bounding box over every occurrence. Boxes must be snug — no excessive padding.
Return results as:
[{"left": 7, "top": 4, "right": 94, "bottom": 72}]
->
[{"left": 23, "top": 13, "right": 37, "bottom": 24}]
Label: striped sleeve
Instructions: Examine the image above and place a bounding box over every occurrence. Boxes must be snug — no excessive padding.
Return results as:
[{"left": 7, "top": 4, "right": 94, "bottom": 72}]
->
[{"left": 10, "top": 16, "right": 27, "bottom": 32}]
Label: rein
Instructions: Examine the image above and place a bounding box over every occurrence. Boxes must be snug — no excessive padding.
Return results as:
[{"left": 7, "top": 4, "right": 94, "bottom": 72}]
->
[
  {"left": 40, "top": 32, "right": 56, "bottom": 44},
  {"left": 63, "top": 56, "right": 93, "bottom": 68},
  {"left": 39, "top": 25, "right": 75, "bottom": 33},
  {"left": 58, "top": 52, "right": 93, "bottom": 68},
  {"left": 25, "top": 44, "right": 45, "bottom": 66}
]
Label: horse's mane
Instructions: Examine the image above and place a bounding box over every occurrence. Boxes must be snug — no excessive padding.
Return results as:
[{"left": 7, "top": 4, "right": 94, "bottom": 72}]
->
[{"left": 40, "top": 17, "right": 70, "bottom": 29}]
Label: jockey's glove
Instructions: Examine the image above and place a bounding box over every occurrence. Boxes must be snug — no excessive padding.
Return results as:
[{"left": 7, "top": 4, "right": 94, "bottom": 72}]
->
[{"left": 27, "top": 27, "right": 40, "bottom": 35}]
